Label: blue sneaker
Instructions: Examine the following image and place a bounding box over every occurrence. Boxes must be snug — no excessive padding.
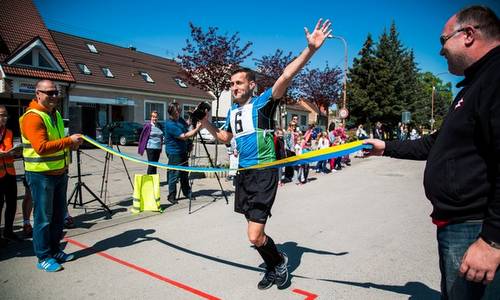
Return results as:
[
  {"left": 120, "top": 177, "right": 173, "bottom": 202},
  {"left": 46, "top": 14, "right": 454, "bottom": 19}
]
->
[
  {"left": 53, "top": 251, "right": 75, "bottom": 263},
  {"left": 37, "top": 258, "right": 62, "bottom": 272}
]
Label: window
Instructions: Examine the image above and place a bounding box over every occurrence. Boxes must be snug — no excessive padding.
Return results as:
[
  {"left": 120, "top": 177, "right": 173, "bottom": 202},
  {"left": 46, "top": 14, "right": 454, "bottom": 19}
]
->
[
  {"left": 77, "top": 63, "right": 92, "bottom": 75},
  {"left": 38, "top": 53, "right": 51, "bottom": 68},
  {"left": 101, "top": 67, "right": 114, "bottom": 78},
  {"left": 183, "top": 104, "right": 197, "bottom": 120},
  {"left": 140, "top": 71, "right": 154, "bottom": 83},
  {"left": 86, "top": 43, "right": 98, "bottom": 53},
  {"left": 18, "top": 53, "right": 33, "bottom": 65},
  {"left": 175, "top": 78, "right": 188, "bottom": 88},
  {"left": 144, "top": 101, "right": 165, "bottom": 121},
  {"left": 300, "top": 115, "right": 307, "bottom": 126}
]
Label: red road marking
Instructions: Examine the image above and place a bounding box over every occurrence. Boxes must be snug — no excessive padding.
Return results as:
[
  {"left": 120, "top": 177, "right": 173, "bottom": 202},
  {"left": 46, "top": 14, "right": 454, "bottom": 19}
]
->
[
  {"left": 65, "top": 238, "right": 220, "bottom": 300},
  {"left": 292, "top": 288, "right": 318, "bottom": 300}
]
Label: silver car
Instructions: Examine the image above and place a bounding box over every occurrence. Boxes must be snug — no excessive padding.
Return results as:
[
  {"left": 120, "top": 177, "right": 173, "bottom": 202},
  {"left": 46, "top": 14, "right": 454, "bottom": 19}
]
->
[{"left": 199, "top": 120, "right": 225, "bottom": 143}]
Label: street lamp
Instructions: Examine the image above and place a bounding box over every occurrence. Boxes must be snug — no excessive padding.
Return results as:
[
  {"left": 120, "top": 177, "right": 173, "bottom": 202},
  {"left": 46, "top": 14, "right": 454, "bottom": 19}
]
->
[{"left": 333, "top": 35, "right": 348, "bottom": 113}]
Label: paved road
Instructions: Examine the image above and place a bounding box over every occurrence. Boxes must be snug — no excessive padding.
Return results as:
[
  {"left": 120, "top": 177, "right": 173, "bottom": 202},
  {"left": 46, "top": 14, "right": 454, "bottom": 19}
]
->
[{"left": 1, "top": 154, "right": 441, "bottom": 299}]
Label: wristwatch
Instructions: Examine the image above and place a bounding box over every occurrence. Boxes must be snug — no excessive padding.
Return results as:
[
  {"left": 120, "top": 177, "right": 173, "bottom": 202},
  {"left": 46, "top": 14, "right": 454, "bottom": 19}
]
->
[{"left": 480, "top": 235, "right": 500, "bottom": 250}]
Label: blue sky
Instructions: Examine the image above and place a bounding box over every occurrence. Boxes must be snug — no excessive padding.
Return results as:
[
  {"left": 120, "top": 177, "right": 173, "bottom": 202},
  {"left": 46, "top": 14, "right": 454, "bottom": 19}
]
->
[{"left": 35, "top": 0, "right": 499, "bottom": 91}]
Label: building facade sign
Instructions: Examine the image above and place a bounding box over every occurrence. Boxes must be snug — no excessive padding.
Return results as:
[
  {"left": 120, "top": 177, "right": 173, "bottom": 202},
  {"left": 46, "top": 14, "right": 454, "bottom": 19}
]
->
[
  {"left": 69, "top": 95, "right": 135, "bottom": 106},
  {"left": 11, "top": 78, "right": 66, "bottom": 95}
]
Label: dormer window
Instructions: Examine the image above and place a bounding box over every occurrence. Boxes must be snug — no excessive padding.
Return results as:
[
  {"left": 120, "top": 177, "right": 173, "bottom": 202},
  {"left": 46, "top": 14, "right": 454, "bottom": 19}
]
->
[
  {"left": 77, "top": 63, "right": 92, "bottom": 75},
  {"left": 140, "top": 71, "right": 154, "bottom": 83},
  {"left": 101, "top": 67, "right": 114, "bottom": 78},
  {"left": 7, "top": 38, "right": 62, "bottom": 71},
  {"left": 175, "top": 78, "right": 188, "bottom": 88},
  {"left": 86, "top": 43, "right": 98, "bottom": 53}
]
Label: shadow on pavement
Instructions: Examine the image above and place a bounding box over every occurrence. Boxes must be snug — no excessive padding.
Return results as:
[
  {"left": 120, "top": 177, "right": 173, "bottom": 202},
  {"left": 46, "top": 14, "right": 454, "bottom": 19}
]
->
[
  {"left": 70, "top": 207, "right": 127, "bottom": 229},
  {"left": 192, "top": 189, "right": 233, "bottom": 199},
  {"left": 0, "top": 239, "right": 34, "bottom": 261},
  {"left": 277, "top": 241, "right": 348, "bottom": 274},
  {"left": 0, "top": 235, "right": 71, "bottom": 262},
  {"left": 66, "top": 229, "right": 264, "bottom": 273},
  {"left": 154, "top": 237, "right": 264, "bottom": 273},
  {"left": 66, "top": 232, "right": 348, "bottom": 285},
  {"left": 115, "top": 198, "right": 133, "bottom": 207},
  {"left": 71, "top": 229, "right": 156, "bottom": 260},
  {"left": 59, "top": 231, "right": 436, "bottom": 298},
  {"left": 318, "top": 278, "right": 440, "bottom": 299}
]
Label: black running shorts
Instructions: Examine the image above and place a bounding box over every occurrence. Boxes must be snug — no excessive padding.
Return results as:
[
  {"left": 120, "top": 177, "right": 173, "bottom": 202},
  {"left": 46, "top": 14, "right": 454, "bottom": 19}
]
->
[{"left": 234, "top": 168, "right": 279, "bottom": 224}]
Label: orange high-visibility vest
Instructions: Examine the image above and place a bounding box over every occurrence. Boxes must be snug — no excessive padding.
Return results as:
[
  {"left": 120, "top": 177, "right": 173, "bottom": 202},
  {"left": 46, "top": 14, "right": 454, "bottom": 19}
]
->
[{"left": 0, "top": 128, "right": 16, "bottom": 178}]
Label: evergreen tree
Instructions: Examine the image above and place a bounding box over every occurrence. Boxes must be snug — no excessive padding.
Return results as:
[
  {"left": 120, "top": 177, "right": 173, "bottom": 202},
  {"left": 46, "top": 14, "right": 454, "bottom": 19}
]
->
[
  {"left": 348, "top": 21, "right": 449, "bottom": 136},
  {"left": 349, "top": 22, "right": 421, "bottom": 132},
  {"left": 347, "top": 34, "right": 378, "bottom": 127}
]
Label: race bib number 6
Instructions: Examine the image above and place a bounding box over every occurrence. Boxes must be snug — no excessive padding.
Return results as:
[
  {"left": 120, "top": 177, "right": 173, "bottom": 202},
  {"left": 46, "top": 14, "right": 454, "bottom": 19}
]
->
[{"left": 230, "top": 104, "right": 255, "bottom": 137}]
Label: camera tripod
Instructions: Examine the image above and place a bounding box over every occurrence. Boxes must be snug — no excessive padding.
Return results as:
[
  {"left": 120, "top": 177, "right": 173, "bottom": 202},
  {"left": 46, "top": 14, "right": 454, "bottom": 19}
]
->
[
  {"left": 99, "top": 130, "right": 133, "bottom": 203},
  {"left": 67, "top": 149, "right": 112, "bottom": 215},
  {"left": 185, "top": 132, "right": 229, "bottom": 214}
]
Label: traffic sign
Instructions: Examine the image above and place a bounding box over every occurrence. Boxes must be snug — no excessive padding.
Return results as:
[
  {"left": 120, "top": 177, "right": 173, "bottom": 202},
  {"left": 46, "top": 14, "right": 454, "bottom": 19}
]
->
[{"left": 339, "top": 108, "right": 349, "bottom": 119}]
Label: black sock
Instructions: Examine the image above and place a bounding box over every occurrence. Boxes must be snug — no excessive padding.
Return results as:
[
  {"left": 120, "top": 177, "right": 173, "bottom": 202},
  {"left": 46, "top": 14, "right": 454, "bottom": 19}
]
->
[{"left": 255, "top": 235, "right": 282, "bottom": 269}]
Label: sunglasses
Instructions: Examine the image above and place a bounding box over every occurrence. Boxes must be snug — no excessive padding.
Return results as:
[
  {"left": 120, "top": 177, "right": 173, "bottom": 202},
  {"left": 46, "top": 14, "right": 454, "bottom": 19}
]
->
[
  {"left": 440, "top": 25, "right": 481, "bottom": 46},
  {"left": 37, "top": 90, "right": 59, "bottom": 97}
]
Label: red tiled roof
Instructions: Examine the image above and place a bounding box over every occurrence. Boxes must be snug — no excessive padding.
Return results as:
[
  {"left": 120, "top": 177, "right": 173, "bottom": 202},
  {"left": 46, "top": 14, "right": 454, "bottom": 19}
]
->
[
  {"left": 50, "top": 30, "right": 214, "bottom": 100},
  {"left": 0, "top": 0, "right": 74, "bottom": 82}
]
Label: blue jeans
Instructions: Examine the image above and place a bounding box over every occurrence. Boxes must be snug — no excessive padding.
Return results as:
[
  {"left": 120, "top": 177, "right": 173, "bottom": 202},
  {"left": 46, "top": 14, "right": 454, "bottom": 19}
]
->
[
  {"left": 166, "top": 153, "right": 190, "bottom": 199},
  {"left": 25, "top": 171, "right": 68, "bottom": 261},
  {"left": 316, "top": 160, "right": 330, "bottom": 173},
  {"left": 437, "top": 221, "right": 500, "bottom": 299}
]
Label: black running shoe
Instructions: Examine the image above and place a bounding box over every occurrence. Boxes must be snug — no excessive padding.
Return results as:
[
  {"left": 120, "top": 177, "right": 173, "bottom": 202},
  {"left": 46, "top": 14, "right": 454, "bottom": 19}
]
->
[
  {"left": 257, "top": 269, "right": 276, "bottom": 290},
  {"left": 274, "top": 252, "right": 289, "bottom": 288},
  {"left": 168, "top": 194, "right": 178, "bottom": 204}
]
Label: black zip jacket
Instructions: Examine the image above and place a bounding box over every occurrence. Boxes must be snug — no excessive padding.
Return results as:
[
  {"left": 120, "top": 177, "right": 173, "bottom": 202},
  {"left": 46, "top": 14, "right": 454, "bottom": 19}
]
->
[{"left": 384, "top": 45, "right": 500, "bottom": 243}]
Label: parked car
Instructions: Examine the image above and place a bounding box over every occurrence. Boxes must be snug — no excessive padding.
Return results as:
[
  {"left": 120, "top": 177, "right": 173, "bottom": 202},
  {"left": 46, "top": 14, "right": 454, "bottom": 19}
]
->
[
  {"left": 97, "top": 121, "right": 143, "bottom": 146},
  {"left": 199, "top": 120, "right": 225, "bottom": 143}
]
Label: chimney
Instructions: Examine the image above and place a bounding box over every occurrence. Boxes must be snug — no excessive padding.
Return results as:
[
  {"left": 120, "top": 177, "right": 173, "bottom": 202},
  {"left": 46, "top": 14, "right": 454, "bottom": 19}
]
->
[{"left": 129, "top": 45, "right": 136, "bottom": 51}]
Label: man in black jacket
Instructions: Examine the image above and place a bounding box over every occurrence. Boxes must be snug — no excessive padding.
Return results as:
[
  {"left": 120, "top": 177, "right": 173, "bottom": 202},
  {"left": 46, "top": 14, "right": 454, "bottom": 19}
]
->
[{"left": 365, "top": 5, "right": 500, "bottom": 299}]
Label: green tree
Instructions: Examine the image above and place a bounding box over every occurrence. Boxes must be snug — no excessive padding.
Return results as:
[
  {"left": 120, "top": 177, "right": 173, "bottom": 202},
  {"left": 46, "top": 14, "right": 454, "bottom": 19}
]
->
[
  {"left": 348, "top": 22, "right": 424, "bottom": 136},
  {"left": 414, "top": 72, "right": 453, "bottom": 130},
  {"left": 346, "top": 34, "right": 378, "bottom": 127}
]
